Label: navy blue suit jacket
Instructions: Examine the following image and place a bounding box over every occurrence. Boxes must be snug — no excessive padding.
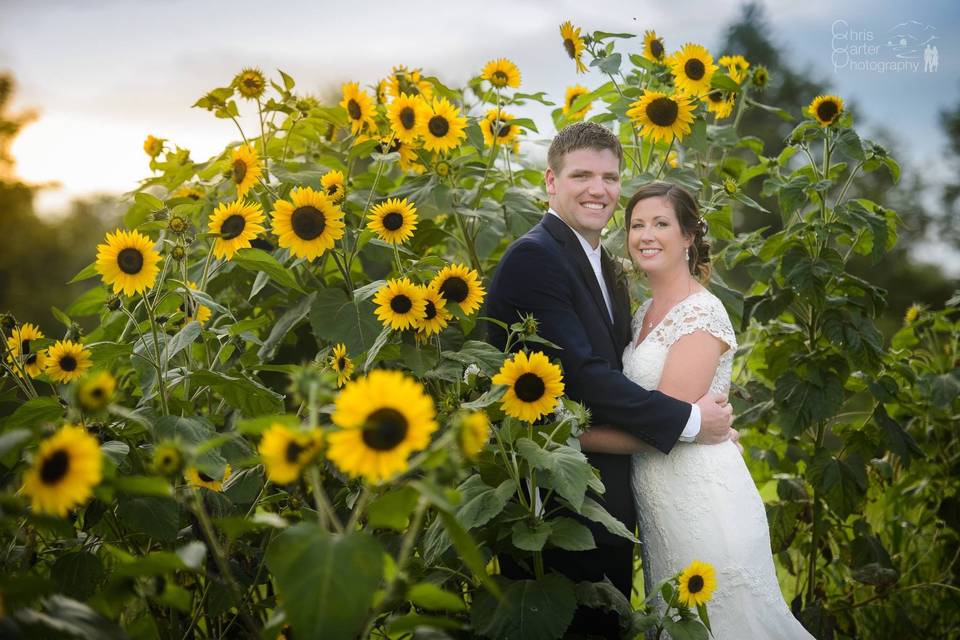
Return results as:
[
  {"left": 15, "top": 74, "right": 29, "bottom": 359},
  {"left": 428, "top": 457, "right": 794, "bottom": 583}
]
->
[{"left": 486, "top": 213, "right": 690, "bottom": 545}]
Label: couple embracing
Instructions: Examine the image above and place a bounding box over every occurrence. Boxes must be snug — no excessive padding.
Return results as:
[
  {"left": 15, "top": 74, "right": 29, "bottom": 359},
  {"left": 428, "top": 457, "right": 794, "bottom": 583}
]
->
[{"left": 486, "top": 122, "right": 812, "bottom": 639}]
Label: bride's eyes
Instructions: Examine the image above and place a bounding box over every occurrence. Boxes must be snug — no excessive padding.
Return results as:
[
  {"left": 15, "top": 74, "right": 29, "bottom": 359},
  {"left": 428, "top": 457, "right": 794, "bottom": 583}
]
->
[{"left": 631, "top": 221, "right": 671, "bottom": 229}]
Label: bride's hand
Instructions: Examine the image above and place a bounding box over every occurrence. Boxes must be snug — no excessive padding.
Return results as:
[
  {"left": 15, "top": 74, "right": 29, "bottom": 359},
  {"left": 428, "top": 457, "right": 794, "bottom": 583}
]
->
[{"left": 730, "top": 428, "right": 743, "bottom": 455}]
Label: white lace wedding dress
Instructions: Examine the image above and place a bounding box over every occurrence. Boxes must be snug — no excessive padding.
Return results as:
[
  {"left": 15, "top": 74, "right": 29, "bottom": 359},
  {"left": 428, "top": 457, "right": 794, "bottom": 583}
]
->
[{"left": 625, "top": 290, "right": 812, "bottom": 639}]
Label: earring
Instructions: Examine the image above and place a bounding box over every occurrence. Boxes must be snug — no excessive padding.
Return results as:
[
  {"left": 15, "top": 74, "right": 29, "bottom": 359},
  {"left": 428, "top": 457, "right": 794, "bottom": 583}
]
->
[{"left": 684, "top": 247, "right": 690, "bottom": 261}]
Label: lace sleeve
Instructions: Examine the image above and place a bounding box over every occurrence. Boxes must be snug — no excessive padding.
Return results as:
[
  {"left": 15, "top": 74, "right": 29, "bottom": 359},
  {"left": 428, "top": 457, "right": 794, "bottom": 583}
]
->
[{"left": 660, "top": 292, "right": 738, "bottom": 352}]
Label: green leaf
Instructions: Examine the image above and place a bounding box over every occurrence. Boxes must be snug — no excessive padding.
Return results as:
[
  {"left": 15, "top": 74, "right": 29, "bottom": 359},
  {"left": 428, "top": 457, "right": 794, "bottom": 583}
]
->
[
  {"left": 456, "top": 476, "right": 514, "bottom": 529},
  {"left": 14, "top": 595, "right": 127, "bottom": 640},
  {"left": 67, "top": 286, "right": 110, "bottom": 317},
  {"left": 100, "top": 440, "right": 129, "bottom": 466},
  {"left": 441, "top": 341, "right": 506, "bottom": 377},
  {"left": 233, "top": 248, "right": 305, "bottom": 294},
  {"left": 68, "top": 262, "right": 99, "bottom": 284},
  {"left": 512, "top": 519, "right": 552, "bottom": 551},
  {"left": 574, "top": 578, "right": 632, "bottom": 623},
  {"left": 161, "top": 320, "right": 201, "bottom": 366},
  {"left": 51, "top": 552, "right": 105, "bottom": 600},
  {"left": 872, "top": 404, "right": 922, "bottom": 465},
  {"left": 115, "top": 496, "right": 180, "bottom": 541},
  {"left": 548, "top": 517, "right": 596, "bottom": 551},
  {"left": 593, "top": 52, "right": 622, "bottom": 76},
  {"left": 407, "top": 582, "right": 467, "bottom": 612},
  {"left": 471, "top": 575, "right": 576, "bottom": 640},
  {"left": 592, "top": 30, "right": 635, "bottom": 41},
  {"left": 310, "top": 287, "right": 382, "bottom": 357},
  {"left": 366, "top": 486, "right": 420, "bottom": 531},
  {"left": 190, "top": 370, "right": 284, "bottom": 416},
  {"left": 834, "top": 128, "right": 865, "bottom": 161},
  {"left": 155, "top": 415, "right": 215, "bottom": 445},
  {"left": 809, "top": 451, "right": 867, "bottom": 518},
  {"left": 258, "top": 292, "right": 316, "bottom": 360},
  {"left": 266, "top": 523, "right": 383, "bottom": 640},
  {"left": 0, "top": 429, "right": 31, "bottom": 461},
  {"left": 1, "top": 397, "right": 63, "bottom": 431},
  {"left": 662, "top": 616, "right": 709, "bottom": 640},
  {"left": 135, "top": 192, "right": 165, "bottom": 211},
  {"left": 516, "top": 439, "right": 592, "bottom": 512},
  {"left": 277, "top": 68, "right": 296, "bottom": 91},
  {"left": 564, "top": 496, "right": 637, "bottom": 543},
  {"left": 710, "top": 72, "right": 741, "bottom": 92},
  {"left": 438, "top": 510, "right": 500, "bottom": 596},
  {"left": 112, "top": 475, "right": 173, "bottom": 497}
]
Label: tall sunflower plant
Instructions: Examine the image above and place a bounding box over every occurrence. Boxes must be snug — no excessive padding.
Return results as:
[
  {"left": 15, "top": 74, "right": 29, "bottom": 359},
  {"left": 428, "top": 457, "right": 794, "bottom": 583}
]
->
[{"left": 0, "top": 22, "right": 922, "bottom": 640}]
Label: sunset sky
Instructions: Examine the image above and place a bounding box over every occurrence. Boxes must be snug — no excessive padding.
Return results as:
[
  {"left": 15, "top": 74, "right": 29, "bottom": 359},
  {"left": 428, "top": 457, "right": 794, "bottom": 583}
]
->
[{"left": 3, "top": 0, "right": 958, "bottom": 264}]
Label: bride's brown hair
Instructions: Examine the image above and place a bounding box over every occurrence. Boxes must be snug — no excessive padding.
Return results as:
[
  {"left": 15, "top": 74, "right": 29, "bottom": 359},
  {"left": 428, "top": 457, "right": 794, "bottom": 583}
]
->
[{"left": 624, "top": 182, "right": 711, "bottom": 281}]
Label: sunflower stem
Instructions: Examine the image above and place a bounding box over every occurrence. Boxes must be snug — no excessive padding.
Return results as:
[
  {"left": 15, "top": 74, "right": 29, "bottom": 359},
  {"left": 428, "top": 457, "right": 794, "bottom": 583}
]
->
[
  {"left": 330, "top": 250, "right": 354, "bottom": 295},
  {"left": 228, "top": 114, "right": 250, "bottom": 146},
  {"left": 346, "top": 485, "right": 371, "bottom": 532},
  {"left": 655, "top": 136, "right": 676, "bottom": 180},
  {"left": 144, "top": 298, "right": 170, "bottom": 417},
  {"left": 280, "top": 115, "right": 301, "bottom": 165},
  {"left": 256, "top": 98, "right": 269, "bottom": 181},
  {"left": 392, "top": 242, "right": 404, "bottom": 277}
]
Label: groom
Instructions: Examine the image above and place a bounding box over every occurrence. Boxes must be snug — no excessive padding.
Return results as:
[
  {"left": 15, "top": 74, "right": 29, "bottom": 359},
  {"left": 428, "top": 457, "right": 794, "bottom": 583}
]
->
[{"left": 486, "top": 122, "right": 734, "bottom": 636}]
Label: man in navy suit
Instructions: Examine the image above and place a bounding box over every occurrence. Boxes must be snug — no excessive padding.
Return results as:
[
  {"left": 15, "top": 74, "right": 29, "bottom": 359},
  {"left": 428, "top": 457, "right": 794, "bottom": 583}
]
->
[{"left": 486, "top": 122, "right": 734, "bottom": 637}]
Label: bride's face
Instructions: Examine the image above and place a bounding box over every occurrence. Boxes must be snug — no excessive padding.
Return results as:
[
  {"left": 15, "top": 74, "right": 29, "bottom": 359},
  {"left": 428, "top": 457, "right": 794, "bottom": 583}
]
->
[{"left": 627, "top": 196, "right": 692, "bottom": 275}]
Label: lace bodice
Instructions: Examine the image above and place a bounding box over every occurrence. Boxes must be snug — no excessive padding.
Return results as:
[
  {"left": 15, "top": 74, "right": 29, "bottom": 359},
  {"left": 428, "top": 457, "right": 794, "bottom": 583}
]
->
[{"left": 623, "top": 289, "right": 737, "bottom": 395}]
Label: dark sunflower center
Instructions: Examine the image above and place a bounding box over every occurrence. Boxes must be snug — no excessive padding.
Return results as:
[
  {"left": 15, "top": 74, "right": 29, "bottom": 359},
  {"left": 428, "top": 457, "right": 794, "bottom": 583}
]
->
[
  {"left": 243, "top": 77, "right": 262, "bottom": 90},
  {"left": 361, "top": 408, "right": 409, "bottom": 451},
  {"left": 284, "top": 440, "right": 304, "bottom": 464},
  {"left": 232, "top": 159, "right": 247, "bottom": 184},
  {"left": 337, "top": 357, "right": 346, "bottom": 370},
  {"left": 428, "top": 115, "right": 450, "bottom": 137},
  {"left": 493, "top": 71, "right": 509, "bottom": 84},
  {"left": 26, "top": 353, "right": 38, "bottom": 365},
  {"left": 198, "top": 471, "right": 215, "bottom": 482},
  {"left": 40, "top": 449, "right": 70, "bottom": 484},
  {"left": 424, "top": 300, "right": 437, "bottom": 320},
  {"left": 117, "top": 248, "right": 145, "bottom": 274},
  {"left": 21, "top": 339, "right": 31, "bottom": 354},
  {"left": 347, "top": 99, "right": 362, "bottom": 120},
  {"left": 382, "top": 212, "right": 404, "bottom": 231},
  {"left": 514, "top": 373, "right": 546, "bottom": 402},
  {"left": 326, "top": 184, "right": 341, "bottom": 196},
  {"left": 291, "top": 206, "right": 326, "bottom": 240},
  {"left": 498, "top": 123, "right": 513, "bottom": 138},
  {"left": 390, "top": 294, "right": 413, "bottom": 314},
  {"left": 563, "top": 38, "right": 576, "bottom": 59},
  {"left": 439, "top": 277, "right": 468, "bottom": 303},
  {"left": 160, "top": 453, "right": 174, "bottom": 467},
  {"left": 90, "top": 387, "right": 105, "bottom": 399},
  {"left": 220, "top": 214, "right": 247, "bottom": 240},
  {"left": 688, "top": 575, "right": 704, "bottom": 593},
  {"left": 684, "top": 58, "right": 706, "bottom": 81},
  {"left": 399, "top": 106, "right": 416, "bottom": 129},
  {"left": 707, "top": 90, "right": 724, "bottom": 103},
  {"left": 59, "top": 355, "right": 78, "bottom": 372},
  {"left": 646, "top": 97, "right": 679, "bottom": 127},
  {"left": 651, "top": 39, "right": 664, "bottom": 59},
  {"left": 817, "top": 101, "right": 839, "bottom": 122}
]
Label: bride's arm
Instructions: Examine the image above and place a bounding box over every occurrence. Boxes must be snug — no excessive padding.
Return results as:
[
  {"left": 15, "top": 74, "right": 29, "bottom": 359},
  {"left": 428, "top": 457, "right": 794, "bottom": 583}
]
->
[{"left": 579, "top": 331, "right": 727, "bottom": 454}]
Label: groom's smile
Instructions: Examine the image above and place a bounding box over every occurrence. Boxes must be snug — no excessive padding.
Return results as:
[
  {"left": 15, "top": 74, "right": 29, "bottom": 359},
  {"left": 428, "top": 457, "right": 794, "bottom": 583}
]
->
[{"left": 545, "top": 147, "right": 621, "bottom": 248}]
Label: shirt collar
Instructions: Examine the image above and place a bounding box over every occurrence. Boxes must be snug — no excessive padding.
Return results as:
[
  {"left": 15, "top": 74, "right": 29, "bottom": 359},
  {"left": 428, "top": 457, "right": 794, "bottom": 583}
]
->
[{"left": 547, "top": 209, "right": 602, "bottom": 258}]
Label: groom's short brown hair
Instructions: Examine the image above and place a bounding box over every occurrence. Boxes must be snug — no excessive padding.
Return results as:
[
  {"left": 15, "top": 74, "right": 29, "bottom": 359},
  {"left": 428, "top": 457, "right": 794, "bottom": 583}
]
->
[{"left": 547, "top": 121, "right": 623, "bottom": 174}]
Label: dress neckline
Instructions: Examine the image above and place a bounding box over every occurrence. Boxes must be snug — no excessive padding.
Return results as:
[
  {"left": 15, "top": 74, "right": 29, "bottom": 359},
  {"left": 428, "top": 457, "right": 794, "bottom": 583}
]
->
[{"left": 633, "top": 289, "right": 711, "bottom": 348}]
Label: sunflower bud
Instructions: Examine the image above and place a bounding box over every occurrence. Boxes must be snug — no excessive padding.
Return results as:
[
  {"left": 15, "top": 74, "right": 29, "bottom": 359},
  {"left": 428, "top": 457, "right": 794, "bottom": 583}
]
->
[
  {"left": 65, "top": 323, "right": 82, "bottom": 342},
  {"left": 168, "top": 215, "right": 188, "bottom": 234},
  {"left": 520, "top": 314, "right": 539, "bottom": 338},
  {"left": 435, "top": 160, "right": 451, "bottom": 177},
  {"left": 170, "top": 246, "right": 187, "bottom": 261},
  {"left": 0, "top": 313, "right": 16, "bottom": 332},
  {"left": 152, "top": 208, "right": 169, "bottom": 221},
  {"left": 106, "top": 296, "right": 122, "bottom": 311},
  {"left": 723, "top": 178, "right": 738, "bottom": 196},
  {"left": 153, "top": 442, "right": 183, "bottom": 476},
  {"left": 752, "top": 66, "right": 769, "bottom": 90}
]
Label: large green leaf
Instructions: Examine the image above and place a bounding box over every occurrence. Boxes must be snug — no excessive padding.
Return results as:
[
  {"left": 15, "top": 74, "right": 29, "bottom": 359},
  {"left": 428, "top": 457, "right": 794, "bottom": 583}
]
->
[
  {"left": 516, "top": 439, "right": 592, "bottom": 512},
  {"left": 809, "top": 451, "right": 867, "bottom": 519},
  {"left": 258, "top": 292, "right": 316, "bottom": 360},
  {"left": 51, "top": 552, "right": 105, "bottom": 601},
  {"left": 310, "top": 287, "right": 382, "bottom": 356},
  {"left": 233, "top": 248, "right": 305, "bottom": 293},
  {"left": 511, "top": 519, "right": 552, "bottom": 551},
  {"left": 441, "top": 340, "right": 506, "bottom": 377},
  {"left": 563, "top": 496, "right": 637, "bottom": 543},
  {"left": 0, "top": 397, "right": 63, "bottom": 431},
  {"left": 14, "top": 595, "right": 127, "bottom": 640},
  {"left": 190, "top": 370, "right": 284, "bottom": 416},
  {"left": 265, "top": 523, "right": 383, "bottom": 640},
  {"left": 115, "top": 496, "right": 180, "bottom": 541},
  {"left": 548, "top": 517, "right": 596, "bottom": 551},
  {"left": 456, "top": 476, "right": 514, "bottom": 530},
  {"left": 471, "top": 574, "right": 576, "bottom": 640}
]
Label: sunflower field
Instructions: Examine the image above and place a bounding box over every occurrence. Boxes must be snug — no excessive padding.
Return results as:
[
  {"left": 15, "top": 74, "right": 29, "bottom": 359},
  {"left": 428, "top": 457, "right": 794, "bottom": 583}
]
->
[{"left": 2, "top": 22, "right": 958, "bottom": 640}]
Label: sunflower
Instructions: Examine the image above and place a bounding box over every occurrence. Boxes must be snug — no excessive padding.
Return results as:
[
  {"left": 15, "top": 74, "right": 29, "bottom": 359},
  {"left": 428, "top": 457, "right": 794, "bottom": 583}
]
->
[
  {"left": 809, "top": 95, "right": 844, "bottom": 127},
  {"left": 320, "top": 170, "right": 346, "bottom": 203},
  {"left": 563, "top": 85, "right": 592, "bottom": 121},
  {"left": 374, "top": 278, "right": 426, "bottom": 331},
  {"left": 459, "top": 411, "right": 490, "bottom": 459},
  {"left": 482, "top": 58, "right": 521, "bottom": 89},
  {"left": 153, "top": 442, "right": 183, "bottom": 476},
  {"left": 6, "top": 322, "right": 48, "bottom": 378},
  {"left": 271, "top": 187, "right": 345, "bottom": 260},
  {"left": 751, "top": 65, "right": 769, "bottom": 90},
  {"left": 434, "top": 160, "right": 452, "bottom": 178},
  {"left": 642, "top": 30, "right": 666, "bottom": 63},
  {"left": 375, "top": 78, "right": 390, "bottom": 105},
  {"left": 77, "top": 371, "right": 116, "bottom": 413},
  {"left": 233, "top": 67, "right": 266, "bottom": 100},
  {"left": 386, "top": 65, "right": 433, "bottom": 101},
  {"left": 492, "top": 351, "right": 565, "bottom": 423},
  {"left": 208, "top": 200, "right": 266, "bottom": 260},
  {"left": 677, "top": 560, "right": 717, "bottom": 607},
  {"left": 21, "top": 425, "right": 102, "bottom": 517},
  {"left": 560, "top": 21, "right": 588, "bottom": 74},
  {"left": 718, "top": 54, "right": 750, "bottom": 84},
  {"left": 387, "top": 93, "right": 428, "bottom": 144},
  {"left": 185, "top": 464, "right": 232, "bottom": 492},
  {"left": 143, "top": 135, "right": 164, "bottom": 158},
  {"left": 229, "top": 144, "right": 262, "bottom": 199},
  {"left": 382, "top": 136, "right": 423, "bottom": 173},
  {"left": 340, "top": 82, "right": 377, "bottom": 135},
  {"left": 181, "top": 281, "right": 211, "bottom": 325},
  {"left": 668, "top": 43, "right": 718, "bottom": 96},
  {"left": 430, "top": 263, "right": 486, "bottom": 315},
  {"left": 418, "top": 98, "right": 467, "bottom": 154},
  {"left": 326, "top": 369, "right": 438, "bottom": 483},
  {"left": 704, "top": 90, "right": 735, "bottom": 120},
  {"left": 904, "top": 303, "right": 922, "bottom": 326},
  {"left": 416, "top": 285, "right": 451, "bottom": 336},
  {"left": 45, "top": 340, "right": 92, "bottom": 383},
  {"left": 330, "top": 343, "right": 354, "bottom": 388},
  {"left": 367, "top": 197, "right": 418, "bottom": 244},
  {"left": 95, "top": 229, "right": 162, "bottom": 296},
  {"left": 480, "top": 109, "right": 520, "bottom": 148},
  {"left": 259, "top": 423, "right": 324, "bottom": 484},
  {"left": 626, "top": 90, "right": 696, "bottom": 145},
  {"left": 172, "top": 185, "right": 204, "bottom": 201}
]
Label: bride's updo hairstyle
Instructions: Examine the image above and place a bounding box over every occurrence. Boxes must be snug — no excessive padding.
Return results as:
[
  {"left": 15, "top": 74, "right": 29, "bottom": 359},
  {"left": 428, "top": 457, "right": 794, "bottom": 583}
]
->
[{"left": 625, "top": 182, "right": 711, "bottom": 281}]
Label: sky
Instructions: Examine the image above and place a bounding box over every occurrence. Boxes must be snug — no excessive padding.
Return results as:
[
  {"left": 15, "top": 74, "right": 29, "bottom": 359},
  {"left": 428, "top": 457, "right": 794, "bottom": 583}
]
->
[{"left": 2, "top": 0, "right": 958, "bottom": 268}]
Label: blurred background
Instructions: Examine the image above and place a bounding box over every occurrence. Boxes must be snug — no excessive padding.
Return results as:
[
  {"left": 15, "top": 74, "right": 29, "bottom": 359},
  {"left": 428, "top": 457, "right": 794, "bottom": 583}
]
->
[{"left": 2, "top": 0, "right": 957, "bottom": 334}]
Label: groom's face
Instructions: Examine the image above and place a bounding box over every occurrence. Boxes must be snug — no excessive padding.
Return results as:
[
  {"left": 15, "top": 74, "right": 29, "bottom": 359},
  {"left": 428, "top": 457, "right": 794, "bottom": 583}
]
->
[{"left": 545, "top": 147, "right": 621, "bottom": 247}]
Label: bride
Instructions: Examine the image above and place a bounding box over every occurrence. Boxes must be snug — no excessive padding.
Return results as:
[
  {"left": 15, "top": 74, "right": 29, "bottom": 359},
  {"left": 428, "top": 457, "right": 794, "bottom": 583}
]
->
[{"left": 579, "top": 182, "right": 812, "bottom": 639}]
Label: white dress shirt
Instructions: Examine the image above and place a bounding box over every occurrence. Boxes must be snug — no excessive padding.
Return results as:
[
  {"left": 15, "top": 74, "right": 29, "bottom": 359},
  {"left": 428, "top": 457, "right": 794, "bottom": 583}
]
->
[{"left": 547, "top": 209, "right": 701, "bottom": 441}]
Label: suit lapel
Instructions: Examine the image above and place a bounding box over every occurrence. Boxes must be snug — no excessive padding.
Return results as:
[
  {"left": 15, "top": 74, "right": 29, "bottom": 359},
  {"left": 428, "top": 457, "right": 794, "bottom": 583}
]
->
[
  {"left": 602, "top": 249, "right": 633, "bottom": 350},
  {"left": 541, "top": 214, "right": 616, "bottom": 338}
]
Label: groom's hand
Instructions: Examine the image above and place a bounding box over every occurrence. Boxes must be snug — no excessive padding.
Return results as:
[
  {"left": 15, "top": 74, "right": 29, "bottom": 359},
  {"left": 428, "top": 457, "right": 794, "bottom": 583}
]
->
[{"left": 694, "top": 393, "right": 733, "bottom": 444}]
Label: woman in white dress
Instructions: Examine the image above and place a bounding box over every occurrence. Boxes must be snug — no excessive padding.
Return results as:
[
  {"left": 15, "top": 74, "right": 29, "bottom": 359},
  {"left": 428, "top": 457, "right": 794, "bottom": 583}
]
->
[{"left": 579, "top": 182, "right": 812, "bottom": 639}]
